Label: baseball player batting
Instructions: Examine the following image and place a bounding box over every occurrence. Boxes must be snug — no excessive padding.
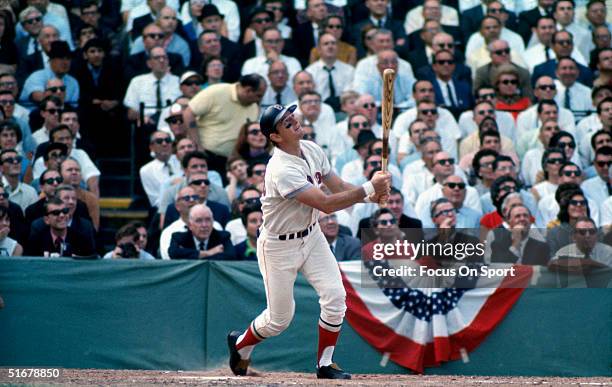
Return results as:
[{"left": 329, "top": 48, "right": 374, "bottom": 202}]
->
[{"left": 227, "top": 104, "right": 391, "bottom": 379}]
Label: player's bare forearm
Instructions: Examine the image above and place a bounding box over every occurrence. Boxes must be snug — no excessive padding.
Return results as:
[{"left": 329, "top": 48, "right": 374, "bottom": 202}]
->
[
  {"left": 323, "top": 172, "right": 358, "bottom": 194},
  {"left": 296, "top": 185, "right": 367, "bottom": 213}
]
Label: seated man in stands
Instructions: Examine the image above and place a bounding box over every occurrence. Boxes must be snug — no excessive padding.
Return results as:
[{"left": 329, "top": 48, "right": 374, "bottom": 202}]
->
[
  {"left": 139, "top": 131, "right": 181, "bottom": 209},
  {"left": 319, "top": 210, "right": 361, "bottom": 261},
  {"left": 235, "top": 202, "right": 262, "bottom": 261},
  {"left": 169, "top": 204, "right": 235, "bottom": 260},
  {"left": 0, "top": 206, "right": 23, "bottom": 256},
  {"left": 0, "top": 149, "right": 38, "bottom": 212},
  {"left": 485, "top": 204, "right": 550, "bottom": 265},
  {"left": 552, "top": 217, "right": 612, "bottom": 268},
  {"left": 25, "top": 196, "right": 96, "bottom": 257},
  {"left": 60, "top": 158, "right": 99, "bottom": 230},
  {"left": 104, "top": 223, "right": 155, "bottom": 260}
]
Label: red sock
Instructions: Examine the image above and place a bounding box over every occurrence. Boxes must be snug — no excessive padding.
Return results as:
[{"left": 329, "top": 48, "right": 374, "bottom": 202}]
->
[
  {"left": 317, "top": 325, "right": 340, "bottom": 367},
  {"left": 236, "top": 325, "right": 262, "bottom": 350}
]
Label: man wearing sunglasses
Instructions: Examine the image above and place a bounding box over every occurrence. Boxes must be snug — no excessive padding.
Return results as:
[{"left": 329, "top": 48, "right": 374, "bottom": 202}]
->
[
  {"left": 25, "top": 196, "right": 96, "bottom": 257},
  {"left": 225, "top": 186, "right": 261, "bottom": 245},
  {"left": 551, "top": 217, "right": 612, "bottom": 270},
  {"left": 159, "top": 185, "right": 222, "bottom": 259},
  {"left": 227, "top": 104, "right": 390, "bottom": 379},
  {"left": 0, "top": 149, "right": 38, "bottom": 212},
  {"left": 140, "top": 131, "right": 181, "bottom": 208},
  {"left": 581, "top": 146, "right": 612, "bottom": 204}
]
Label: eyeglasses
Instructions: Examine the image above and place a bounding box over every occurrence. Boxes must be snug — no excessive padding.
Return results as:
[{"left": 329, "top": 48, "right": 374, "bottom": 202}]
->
[
  {"left": 434, "top": 59, "right": 454, "bottom": 65},
  {"left": 419, "top": 108, "right": 438, "bottom": 115},
  {"left": 319, "top": 214, "right": 337, "bottom": 223},
  {"left": 479, "top": 93, "right": 496, "bottom": 100},
  {"left": 367, "top": 160, "right": 382, "bottom": 168},
  {"left": 326, "top": 24, "right": 342, "bottom": 30},
  {"left": 24, "top": 16, "right": 42, "bottom": 25},
  {"left": 263, "top": 39, "right": 283, "bottom": 44},
  {"left": 189, "top": 178, "right": 210, "bottom": 186},
  {"left": 45, "top": 108, "right": 62, "bottom": 115},
  {"left": 248, "top": 128, "right": 262, "bottom": 136},
  {"left": 252, "top": 169, "right": 266, "bottom": 176},
  {"left": 182, "top": 80, "right": 201, "bottom": 87},
  {"left": 167, "top": 116, "right": 183, "bottom": 125},
  {"left": 555, "top": 39, "right": 572, "bottom": 46},
  {"left": 575, "top": 228, "right": 597, "bottom": 236},
  {"left": 433, "top": 208, "right": 456, "bottom": 218},
  {"left": 145, "top": 33, "right": 164, "bottom": 40},
  {"left": 435, "top": 43, "right": 454, "bottom": 49},
  {"left": 500, "top": 79, "right": 518, "bottom": 85},
  {"left": 47, "top": 86, "right": 66, "bottom": 93},
  {"left": 537, "top": 84, "right": 556, "bottom": 91},
  {"left": 43, "top": 176, "right": 63, "bottom": 185},
  {"left": 0, "top": 192, "right": 8, "bottom": 199},
  {"left": 152, "top": 137, "right": 172, "bottom": 145},
  {"left": 493, "top": 48, "right": 510, "bottom": 56},
  {"left": 376, "top": 218, "right": 397, "bottom": 226},
  {"left": 444, "top": 182, "right": 465, "bottom": 190},
  {"left": 350, "top": 122, "right": 369, "bottom": 129},
  {"left": 266, "top": 5, "right": 283, "bottom": 12},
  {"left": 480, "top": 161, "right": 494, "bottom": 169},
  {"left": 436, "top": 158, "right": 454, "bottom": 166},
  {"left": 372, "top": 148, "right": 383, "bottom": 156},
  {"left": 0, "top": 100, "right": 15, "bottom": 106},
  {"left": 557, "top": 141, "right": 576, "bottom": 149},
  {"left": 561, "top": 169, "right": 581, "bottom": 177},
  {"left": 499, "top": 184, "right": 516, "bottom": 192},
  {"left": 477, "top": 109, "right": 495, "bottom": 116},
  {"left": 569, "top": 199, "right": 587, "bottom": 206},
  {"left": 303, "top": 133, "right": 316, "bottom": 141},
  {"left": 241, "top": 197, "right": 260, "bottom": 205},
  {"left": 1, "top": 156, "right": 22, "bottom": 164},
  {"left": 151, "top": 55, "right": 168, "bottom": 61},
  {"left": 301, "top": 99, "right": 321, "bottom": 105},
  {"left": 362, "top": 102, "right": 376, "bottom": 109},
  {"left": 49, "top": 151, "right": 66, "bottom": 160},
  {"left": 179, "top": 194, "right": 200, "bottom": 202},
  {"left": 596, "top": 160, "right": 612, "bottom": 168},
  {"left": 488, "top": 7, "right": 505, "bottom": 13},
  {"left": 252, "top": 17, "right": 271, "bottom": 24},
  {"left": 546, "top": 157, "right": 564, "bottom": 164},
  {"left": 47, "top": 207, "right": 70, "bottom": 216}
]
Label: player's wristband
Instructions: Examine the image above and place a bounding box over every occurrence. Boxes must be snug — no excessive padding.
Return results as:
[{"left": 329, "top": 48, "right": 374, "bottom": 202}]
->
[
  {"left": 362, "top": 181, "right": 375, "bottom": 197},
  {"left": 363, "top": 196, "right": 373, "bottom": 203}
]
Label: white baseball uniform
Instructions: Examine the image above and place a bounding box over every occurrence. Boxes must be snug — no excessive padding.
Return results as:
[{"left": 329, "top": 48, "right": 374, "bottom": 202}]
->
[{"left": 251, "top": 140, "right": 347, "bottom": 339}]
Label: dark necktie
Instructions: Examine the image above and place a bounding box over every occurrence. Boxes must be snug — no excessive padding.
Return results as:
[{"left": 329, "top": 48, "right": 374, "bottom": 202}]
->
[
  {"left": 155, "top": 79, "right": 162, "bottom": 111},
  {"left": 324, "top": 66, "right": 336, "bottom": 98},
  {"left": 55, "top": 238, "right": 64, "bottom": 255},
  {"left": 329, "top": 244, "right": 335, "bottom": 254},
  {"left": 447, "top": 83, "right": 457, "bottom": 107},
  {"left": 607, "top": 182, "right": 612, "bottom": 195},
  {"left": 276, "top": 92, "right": 282, "bottom": 105},
  {"left": 199, "top": 240, "right": 205, "bottom": 251},
  {"left": 164, "top": 161, "right": 173, "bottom": 175},
  {"left": 544, "top": 46, "right": 550, "bottom": 61},
  {"left": 377, "top": 18, "right": 383, "bottom": 28},
  {"left": 33, "top": 39, "right": 40, "bottom": 54},
  {"left": 564, "top": 87, "right": 571, "bottom": 110}
]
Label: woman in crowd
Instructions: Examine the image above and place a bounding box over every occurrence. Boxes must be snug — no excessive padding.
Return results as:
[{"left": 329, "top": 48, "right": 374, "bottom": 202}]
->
[
  {"left": 531, "top": 147, "right": 566, "bottom": 202},
  {"left": 0, "top": 205, "right": 22, "bottom": 256},
  {"left": 479, "top": 177, "right": 521, "bottom": 238},
  {"left": 230, "top": 120, "right": 271, "bottom": 166},
  {"left": 493, "top": 65, "right": 530, "bottom": 120},
  {"left": 546, "top": 188, "right": 592, "bottom": 256}
]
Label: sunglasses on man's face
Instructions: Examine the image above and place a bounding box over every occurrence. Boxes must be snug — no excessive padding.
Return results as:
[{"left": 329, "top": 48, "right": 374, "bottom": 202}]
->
[
  {"left": 189, "top": 178, "right": 210, "bottom": 186},
  {"left": 1, "top": 156, "right": 22, "bottom": 164},
  {"left": 596, "top": 160, "right": 612, "bottom": 168},
  {"left": 47, "top": 207, "right": 70, "bottom": 216},
  {"left": 419, "top": 108, "right": 437, "bottom": 116},
  {"left": 537, "top": 84, "right": 556, "bottom": 91},
  {"left": 241, "top": 197, "right": 260, "bottom": 205},
  {"left": 47, "top": 86, "right": 66, "bottom": 93},
  {"left": 561, "top": 169, "right": 581, "bottom": 177},
  {"left": 24, "top": 16, "right": 42, "bottom": 25},
  {"left": 575, "top": 228, "right": 597, "bottom": 236},
  {"left": 252, "top": 17, "right": 271, "bottom": 24},
  {"left": 45, "top": 108, "right": 62, "bottom": 115},
  {"left": 433, "top": 208, "right": 456, "bottom": 218},
  {"left": 376, "top": 218, "right": 397, "bottom": 226},
  {"left": 350, "top": 122, "right": 369, "bottom": 129},
  {"left": 152, "top": 137, "right": 172, "bottom": 145},
  {"left": 43, "top": 177, "right": 63, "bottom": 185},
  {"left": 546, "top": 157, "right": 564, "bottom": 165},
  {"left": 179, "top": 194, "right": 200, "bottom": 202},
  {"left": 568, "top": 199, "right": 587, "bottom": 207},
  {"left": 557, "top": 140, "right": 576, "bottom": 149},
  {"left": 499, "top": 79, "right": 518, "bottom": 85},
  {"left": 303, "top": 133, "right": 316, "bottom": 141},
  {"left": 49, "top": 152, "right": 66, "bottom": 160},
  {"left": 0, "top": 192, "right": 8, "bottom": 199},
  {"left": 252, "top": 169, "right": 266, "bottom": 176},
  {"left": 167, "top": 117, "right": 183, "bottom": 125},
  {"left": 436, "top": 158, "right": 454, "bottom": 166},
  {"left": 444, "top": 182, "right": 465, "bottom": 190},
  {"left": 362, "top": 102, "right": 376, "bottom": 109},
  {"left": 493, "top": 48, "right": 510, "bottom": 56},
  {"left": 145, "top": 33, "right": 164, "bottom": 40}
]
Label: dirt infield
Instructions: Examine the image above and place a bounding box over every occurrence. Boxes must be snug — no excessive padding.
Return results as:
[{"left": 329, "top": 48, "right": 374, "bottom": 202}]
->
[{"left": 1, "top": 369, "right": 610, "bottom": 386}]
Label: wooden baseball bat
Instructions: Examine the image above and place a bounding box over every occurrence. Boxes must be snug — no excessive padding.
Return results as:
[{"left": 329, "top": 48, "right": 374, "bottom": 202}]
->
[{"left": 380, "top": 68, "right": 395, "bottom": 206}]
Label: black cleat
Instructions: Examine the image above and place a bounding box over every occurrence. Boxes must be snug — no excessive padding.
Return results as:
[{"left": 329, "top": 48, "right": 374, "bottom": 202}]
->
[
  {"left": 227, "top": 331, "right": 250, "bottom": 376},
  {"left": 316, "top": 363, "right": 351, "bottom": 379}
]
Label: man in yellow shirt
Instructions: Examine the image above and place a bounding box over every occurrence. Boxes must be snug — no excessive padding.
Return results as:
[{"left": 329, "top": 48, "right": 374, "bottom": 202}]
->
[{"left": 183, "top": 74, "right": 267, "bottom": 176}]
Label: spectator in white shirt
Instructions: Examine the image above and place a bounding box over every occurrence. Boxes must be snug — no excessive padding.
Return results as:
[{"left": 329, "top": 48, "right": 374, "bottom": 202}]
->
[
  {"left": 139, "top": 131, "right": 181, "bottom": 208},
  {"left": 305, "top": 33, "right": 355, "bottom": 111},
  {"left": 578, "top": 97, "right": 612, "bottom": 166},
  {"left": 520, "top": 119, "right": 560, "bottom": 186},
  {"left": 261, "top": 60, "right": 296, "bottom": 108},
  {"left": 581, "top": 146, "right": 612, "bottom": 204},
  {"left": 458, "top": 85, "right": 516, "bottom": 140},
  {"left": 404, "top": 0, "right": 459, "bottom": 35},
  {"left": 296, "top": 90, "right": 336, "bottom": 151},
  {"left": 160, "top": 186, "right": 200, "bottom": 260},
  {"left": 0, "top": 149, "right": 38, "bottom": 212},
  {"left": 553, "top": 0, "right": 590, "bottom": 59},
  {"left": 241, "top": 26, "right": 301, "bottom": 81},
  {"left": 465, "top": 1, "right": 525, "bottom": 57},
  {"left": 553, "top": 57, "right": 593, "bottom": 121},
  {"left": 124, "top": 46, "right": 181, "bottom": 125},
  {"left": 575, "top": 85, "right": 612, "bottom": 146},
  {"left": 31, "top": 95, "right": 61, "bottom": 148},
  {"left": 224, "top": 186, "right": 261, "bottom": 245},
  {"left": 523, "top": 15, "right": 557, "bottom": 72},
  {"left": 290, "top": 70, "right": 336, "bottom": 126}
]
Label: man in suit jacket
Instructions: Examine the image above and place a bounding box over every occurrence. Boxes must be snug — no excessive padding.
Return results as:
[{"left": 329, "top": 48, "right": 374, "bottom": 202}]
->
[
  {"left": 124, "top": 23, "right": 185, "bottom": 82},
  {"left": 404, "top": 19, "right": 439, "bottom": 66},
  {"left": 416, "top": 32, "right": 471, "bottom": 85},
  {"left": 292, "top": 0, "right": 328, "bottom": 67},
  {"left": 320, "top": 211, "right": 361, "bottom": 261},
  {"left": 17, "top": 25, "right": 59, "bottom": 86},
  {"left": 0, "top": 184, "right": 28, "bottom": 245},
  {"left": 487, "top": 205, "right": 550, "bottom": 265},
  {"left": 190, "top": 29, "right": 243, "bottom": 83},
  {"left": 426, "top": 49, "right": 473, "bottom": 119},
  {"left": 518, "top": 0, "right": 554, "bottom": 45},
  {"left": 350, "top": 0, "right": 407, "bottom": 59},
  {"left": 16, "top": 7, "right": 43, "bottom": 63},
  {"left": 169, "top": 204, "right": 235, "bottom": 260},
  {"left": 25, "top": 197, "right": 97, "bottom": 257}
]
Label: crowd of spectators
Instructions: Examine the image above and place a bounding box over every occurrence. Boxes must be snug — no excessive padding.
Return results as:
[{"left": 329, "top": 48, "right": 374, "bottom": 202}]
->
[{"left": 0, "top": 0, "right": 610, "bottom": 268}]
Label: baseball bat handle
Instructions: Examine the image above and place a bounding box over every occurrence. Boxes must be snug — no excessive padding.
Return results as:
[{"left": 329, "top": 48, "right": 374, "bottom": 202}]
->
[{"left": 380, "top": 68, "right": 395, "bottom": 207}]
